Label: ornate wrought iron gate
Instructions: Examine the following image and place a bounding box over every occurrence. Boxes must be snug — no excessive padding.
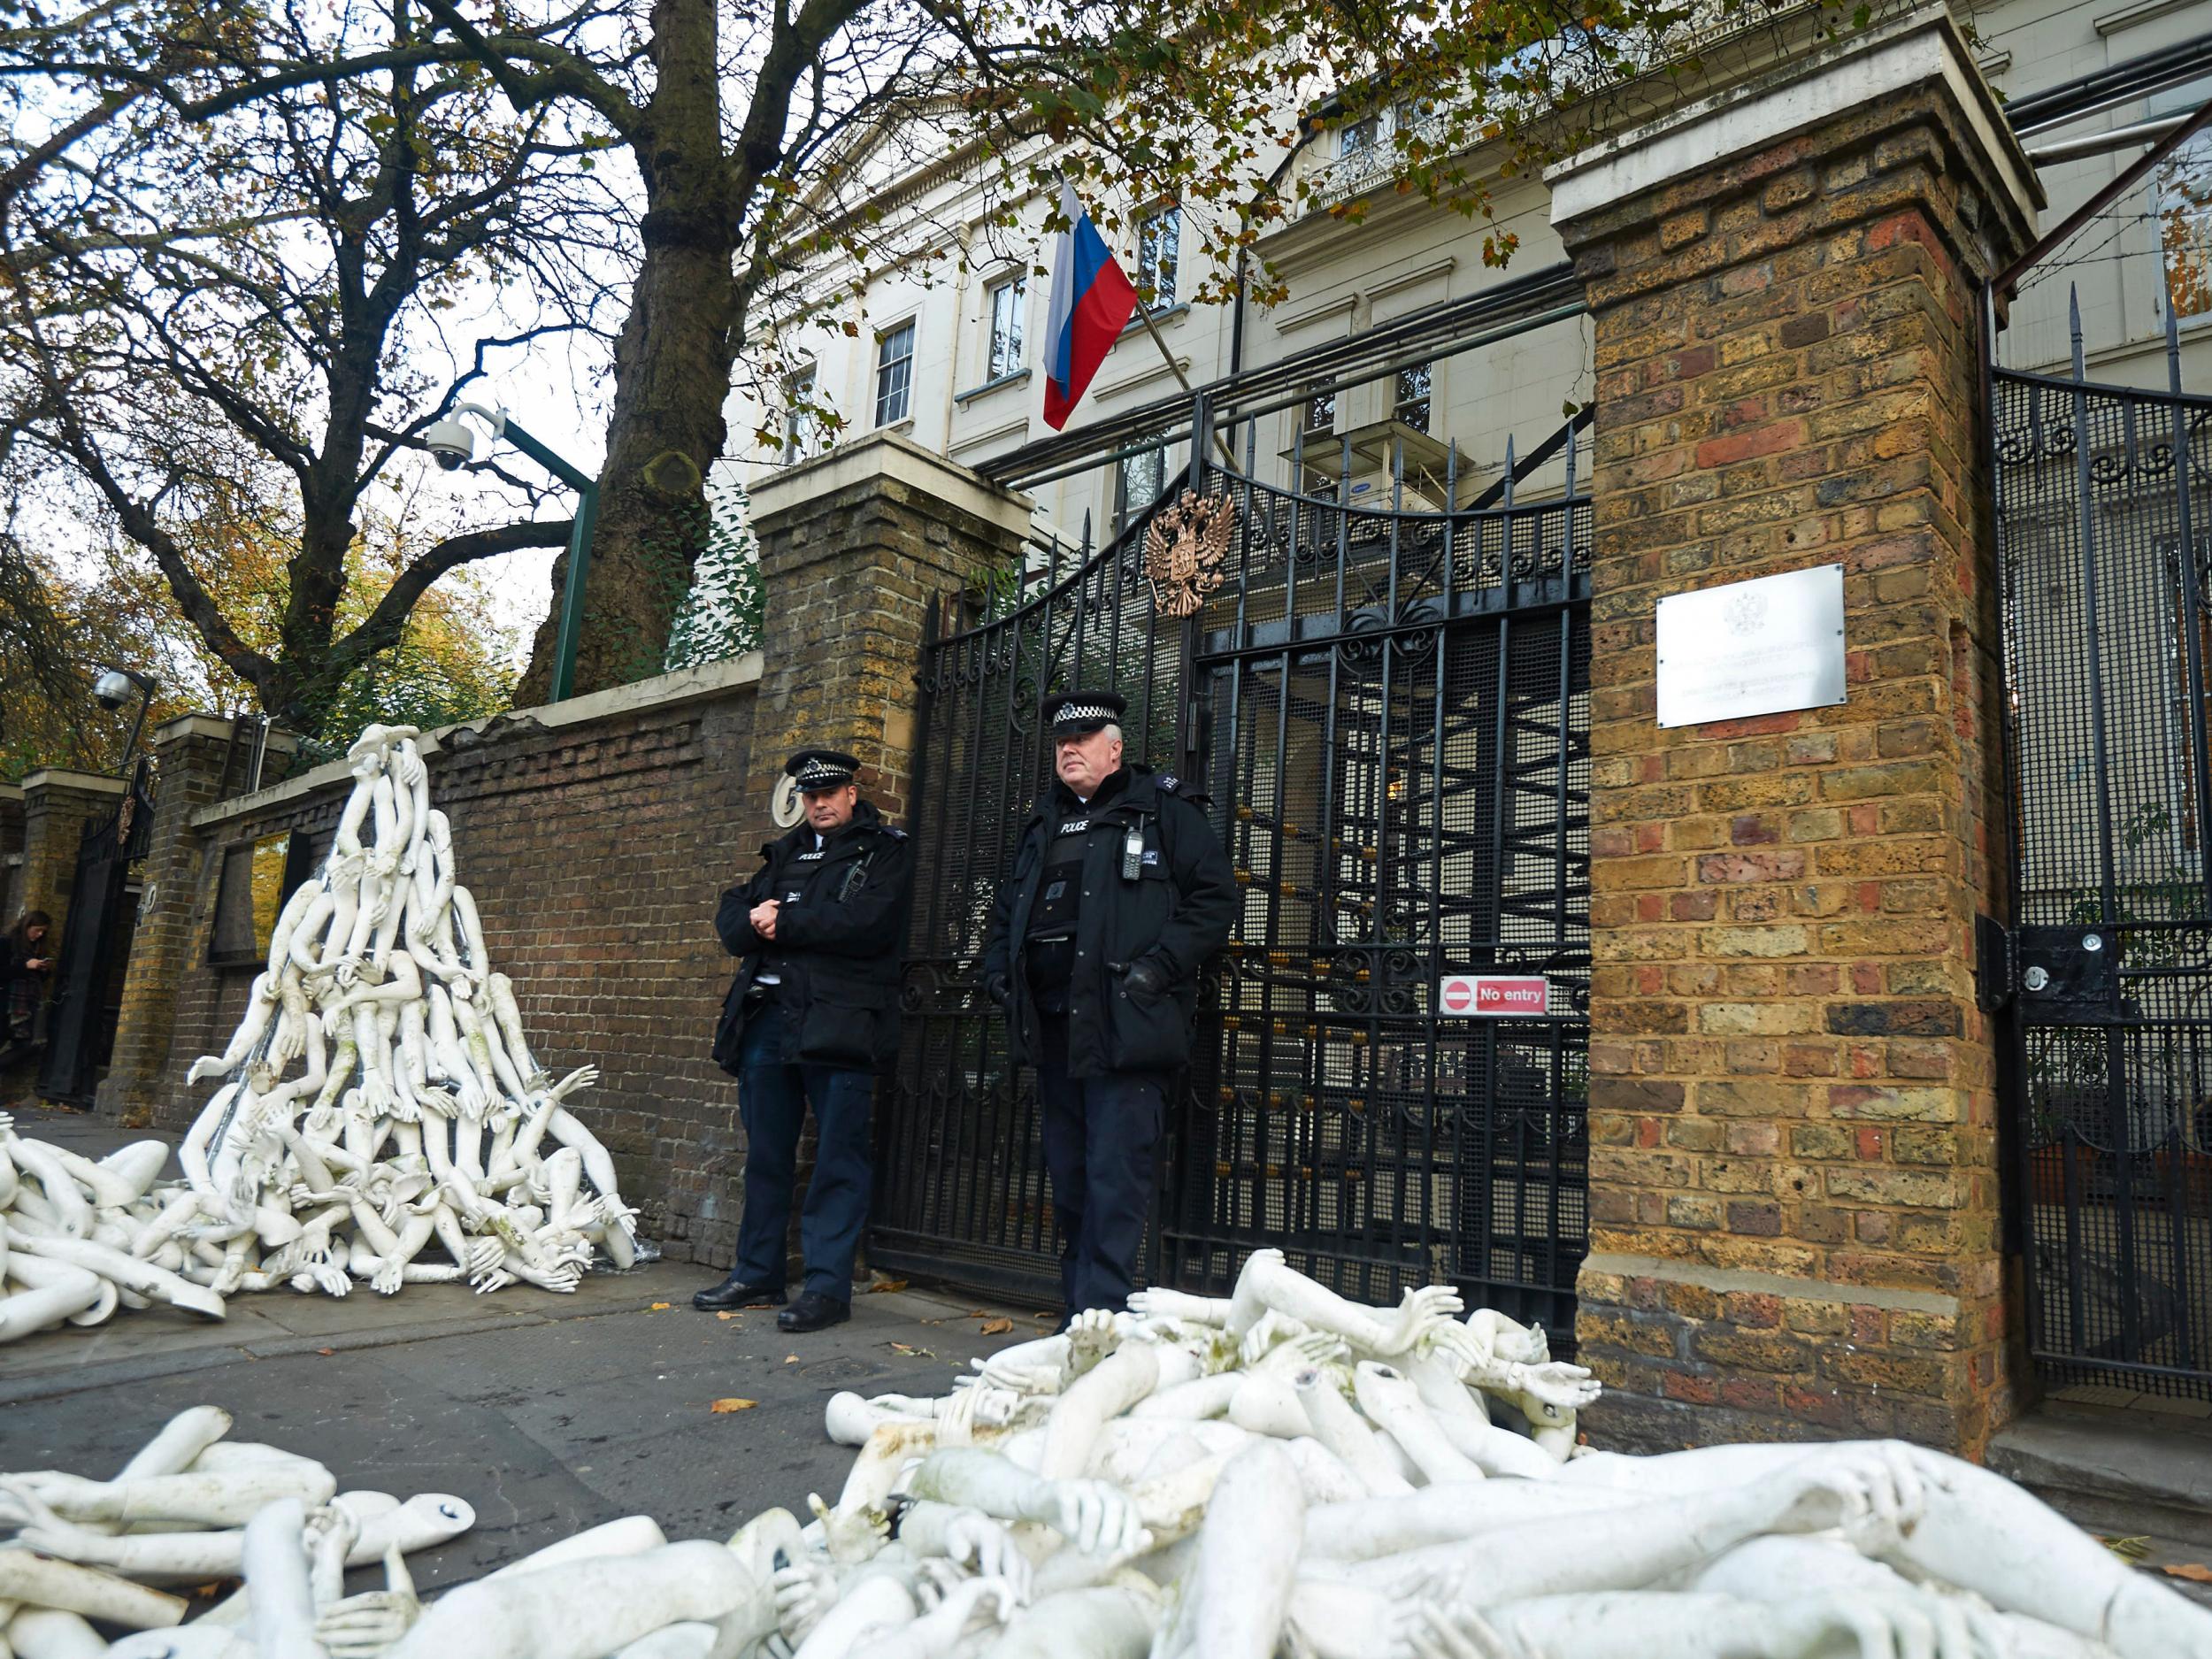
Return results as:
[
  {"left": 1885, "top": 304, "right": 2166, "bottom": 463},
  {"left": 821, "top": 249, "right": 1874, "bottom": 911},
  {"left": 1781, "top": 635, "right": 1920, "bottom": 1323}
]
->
[
  {"left": 1993, "top": 295, "right": 2212, "bottom": 1396},
  {"left": 877, "top": 397, "right": 1592, "bottom": 1331},
  {"left": 37, "top": 759, "right": 154, "bottom": 1104}
]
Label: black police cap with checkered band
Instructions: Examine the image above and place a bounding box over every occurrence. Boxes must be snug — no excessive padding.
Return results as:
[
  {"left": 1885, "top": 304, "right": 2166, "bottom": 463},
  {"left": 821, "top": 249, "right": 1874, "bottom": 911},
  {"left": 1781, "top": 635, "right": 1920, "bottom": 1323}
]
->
[
  {"left": 1041, "top": 690, "right": 1127, "bottom": 737},
  {"left": 784, "top": 749, "right": 861, "bottom": 791}
]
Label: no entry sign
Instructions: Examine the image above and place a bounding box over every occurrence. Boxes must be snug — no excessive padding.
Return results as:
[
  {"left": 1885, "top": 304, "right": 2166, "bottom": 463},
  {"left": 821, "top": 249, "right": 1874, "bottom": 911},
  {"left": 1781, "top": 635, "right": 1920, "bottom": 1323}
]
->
[{"left": 1438, "top": 974, "right": 1549, "bottom": 1017}]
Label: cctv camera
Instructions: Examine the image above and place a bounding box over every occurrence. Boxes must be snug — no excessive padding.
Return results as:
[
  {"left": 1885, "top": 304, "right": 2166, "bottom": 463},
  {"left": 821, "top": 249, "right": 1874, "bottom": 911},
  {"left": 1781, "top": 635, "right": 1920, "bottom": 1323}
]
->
[
  {"left": 93, "top": 668, "right": 135, "bottom": 710},
  {"left": 423, "top": 415, "right": 477, "bottom": 472}
]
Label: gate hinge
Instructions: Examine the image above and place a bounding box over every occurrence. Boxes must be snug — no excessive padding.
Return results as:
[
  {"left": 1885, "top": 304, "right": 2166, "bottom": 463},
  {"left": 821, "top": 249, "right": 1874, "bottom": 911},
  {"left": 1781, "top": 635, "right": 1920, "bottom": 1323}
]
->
[{"left": 1974, "top": 913, "right": 2013, "bottom": 1012}]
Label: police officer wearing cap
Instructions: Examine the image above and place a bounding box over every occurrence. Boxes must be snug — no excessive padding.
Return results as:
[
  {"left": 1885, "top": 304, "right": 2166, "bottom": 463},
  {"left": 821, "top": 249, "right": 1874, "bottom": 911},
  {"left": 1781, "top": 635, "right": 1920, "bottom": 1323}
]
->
[
  {"left": 981, "top": 692, "right": 1235, "bottom": 1317},
  {"left": 698, "top": 749, "right": 912, "bottom": 1333}
]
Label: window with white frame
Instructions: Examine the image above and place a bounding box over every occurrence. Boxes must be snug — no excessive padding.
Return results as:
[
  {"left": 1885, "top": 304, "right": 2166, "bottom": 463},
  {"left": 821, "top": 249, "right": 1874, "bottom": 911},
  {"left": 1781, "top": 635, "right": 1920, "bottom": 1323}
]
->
[
  {"left": 987, "top": 274, "right": 1026, "bottom": 380},
  {"left": 1394, "top": 362, "right": 1432, "bottom": 434},
  {"left": 1117, "top": 434, "right": 1169, "bottom": 534},
  {"left": 784, "top": 368, "right": 825, "bottom": 459},
  {"left": 1339, "top": 101, "right": 1417, "bottom": 157},
  {"left": 874, "top": 320, "right": 916, "bottom": 426},
  {"left": 1137, "top": 207, "right": 1179, "bottom": 312}
]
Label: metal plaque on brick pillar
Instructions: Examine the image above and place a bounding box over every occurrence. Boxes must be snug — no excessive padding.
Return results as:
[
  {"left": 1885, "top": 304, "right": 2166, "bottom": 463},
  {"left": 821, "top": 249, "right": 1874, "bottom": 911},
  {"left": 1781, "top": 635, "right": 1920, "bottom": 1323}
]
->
[{"left": 1654, "top": 564, "right": 1847, "bottom": 729}]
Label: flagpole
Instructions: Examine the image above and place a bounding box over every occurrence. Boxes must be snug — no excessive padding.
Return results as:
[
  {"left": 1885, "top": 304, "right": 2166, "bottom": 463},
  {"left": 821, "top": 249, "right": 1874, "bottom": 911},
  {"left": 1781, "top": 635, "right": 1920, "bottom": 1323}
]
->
[{"left": 1127, "top": 298, "right": 1240, "bottom": 472}]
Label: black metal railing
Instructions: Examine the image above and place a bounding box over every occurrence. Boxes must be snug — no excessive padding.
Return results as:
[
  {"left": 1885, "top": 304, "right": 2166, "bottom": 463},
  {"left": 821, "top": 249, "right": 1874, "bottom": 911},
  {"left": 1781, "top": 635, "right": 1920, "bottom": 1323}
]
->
[
  {"left": 1995, "top": 287, "right": 2212, "bottom": 1396},
  {"left": 877, "top": 354, "right": 1593, "bottom": 1331}
]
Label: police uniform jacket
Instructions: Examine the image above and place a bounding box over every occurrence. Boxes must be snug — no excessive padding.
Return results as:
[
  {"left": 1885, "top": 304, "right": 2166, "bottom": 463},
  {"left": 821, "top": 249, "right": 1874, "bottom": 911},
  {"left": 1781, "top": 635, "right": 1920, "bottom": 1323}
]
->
[
  {"left": 981, "top": 765, "right": 1235, "bottom": 1079},
  {"left": 713, "top": 801, "right": 911, "bottom": 1073}
]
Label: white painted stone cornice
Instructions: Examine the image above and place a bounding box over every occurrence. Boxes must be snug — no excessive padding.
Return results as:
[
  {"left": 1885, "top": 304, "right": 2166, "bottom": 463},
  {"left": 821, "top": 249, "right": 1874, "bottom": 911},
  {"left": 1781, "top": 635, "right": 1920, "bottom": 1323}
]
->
[{"left": 1272, "top": 294, "right": 1359, "bottom": 335}]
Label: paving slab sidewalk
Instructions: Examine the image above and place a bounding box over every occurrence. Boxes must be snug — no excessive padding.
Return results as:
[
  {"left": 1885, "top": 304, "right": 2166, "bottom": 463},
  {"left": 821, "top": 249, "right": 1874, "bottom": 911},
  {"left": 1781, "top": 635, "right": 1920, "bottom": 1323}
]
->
[{"left": 2, "top": 1106, "right": 1050, "bottom": 1594}]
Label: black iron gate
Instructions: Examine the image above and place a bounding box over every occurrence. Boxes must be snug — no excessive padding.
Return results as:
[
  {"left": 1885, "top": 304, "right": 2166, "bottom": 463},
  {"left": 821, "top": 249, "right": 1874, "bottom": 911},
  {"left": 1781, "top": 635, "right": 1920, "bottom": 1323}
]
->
[
  {"left": 1993, "top": 293, "right": 2212, "bottom": 1396},
  {"left": 877, "top": 396, "right": 1591, "bottom": 1330},
  {"left": 37, "top": 760, "right": 153, "bottom": 1104}
]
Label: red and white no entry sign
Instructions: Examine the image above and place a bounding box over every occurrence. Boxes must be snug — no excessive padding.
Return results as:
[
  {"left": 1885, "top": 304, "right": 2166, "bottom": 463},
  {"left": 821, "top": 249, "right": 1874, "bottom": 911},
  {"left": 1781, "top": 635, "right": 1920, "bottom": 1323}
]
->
[{"left": 1437, "top": 974, "right": 1549, "bottom": 1017}]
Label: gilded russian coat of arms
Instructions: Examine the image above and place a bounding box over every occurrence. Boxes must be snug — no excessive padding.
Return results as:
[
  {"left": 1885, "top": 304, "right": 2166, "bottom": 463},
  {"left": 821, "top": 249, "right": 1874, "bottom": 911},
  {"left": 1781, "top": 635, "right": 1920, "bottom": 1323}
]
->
[{"left": 1142, "top": 490, "right": 1234, "bottom": 619}]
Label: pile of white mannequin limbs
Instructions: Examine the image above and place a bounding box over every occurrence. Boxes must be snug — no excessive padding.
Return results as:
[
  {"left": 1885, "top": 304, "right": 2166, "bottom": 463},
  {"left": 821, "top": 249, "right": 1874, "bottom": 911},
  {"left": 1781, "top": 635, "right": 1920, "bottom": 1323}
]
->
[
  {"left": 0, "top": 724, "right": 641, "bottom": 1347},
  {"left": 8, "top": 1251, "right": 2210, "bottom": 1658}
]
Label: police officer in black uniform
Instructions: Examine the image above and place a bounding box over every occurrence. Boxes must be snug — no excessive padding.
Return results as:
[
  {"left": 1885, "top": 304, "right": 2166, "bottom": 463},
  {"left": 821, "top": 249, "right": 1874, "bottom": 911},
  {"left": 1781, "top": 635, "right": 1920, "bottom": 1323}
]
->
[
  {"left": 696, "top": 749, "right": 912, "bottom": 1333},
  {"left": 982, "top": 692, "right": 1235, "bottom": 1317}
]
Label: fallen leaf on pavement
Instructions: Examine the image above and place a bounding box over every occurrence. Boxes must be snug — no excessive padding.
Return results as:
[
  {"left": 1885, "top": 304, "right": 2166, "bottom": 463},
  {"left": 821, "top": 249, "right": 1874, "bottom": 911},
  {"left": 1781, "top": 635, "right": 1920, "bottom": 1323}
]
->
[
  {"left": 980, "top": 1317, "right": 1014, "bottom": 1335},
  {"left": 2103, "top": 1535, "right": 2151, "bottom": 1562},
  {"left": 2162, "top": 1562, "right": 2212, "bottom": 1583},
  {"left": 710, "top": 1398, "right": 757, "bottom": 1414},
  {"left": 717, "top": 1311, "right": 740, "bottom": 1321},
  {"left": 315, "top": 1348, "right": 335, "bottom": 1356},
  {"left": 869, "top": 1279, "right": 910, "bottom": 1294},
  {"left": 649, "top": 1302, "right": 671, "bottom": 1311},
  {"left": 785, "top": 1354, "right": 800, "bottom": 1363},
  {"left": 890, "top": 1341, "right": 916, "bottom": 1355}
]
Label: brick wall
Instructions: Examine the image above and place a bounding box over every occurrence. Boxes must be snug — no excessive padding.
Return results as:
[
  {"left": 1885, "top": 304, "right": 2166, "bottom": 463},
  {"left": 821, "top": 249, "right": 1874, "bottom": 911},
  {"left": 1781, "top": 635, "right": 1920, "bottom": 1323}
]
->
[
  {"left": 99, "top": 719, "right": 247, "bottom": 1125},
  {"left": 150, "top": 663, "right": 764, "bottom": 1264},
  {"left": 18, "top": 770, "right": 127, "bottom": 937},
  {"left": 1553, "top": 13, "right": 2040, "bottom": 1455}
]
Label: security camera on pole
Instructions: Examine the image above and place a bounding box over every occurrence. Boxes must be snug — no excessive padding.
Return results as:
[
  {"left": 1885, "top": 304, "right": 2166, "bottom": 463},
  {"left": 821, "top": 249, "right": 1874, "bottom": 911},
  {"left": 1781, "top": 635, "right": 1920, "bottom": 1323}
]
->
[
  {"left": 421, "top": 402, "right": 600, "bottom": 702},
  {"left": 90, "top": 665, "right": 157, "bottom": 768}
]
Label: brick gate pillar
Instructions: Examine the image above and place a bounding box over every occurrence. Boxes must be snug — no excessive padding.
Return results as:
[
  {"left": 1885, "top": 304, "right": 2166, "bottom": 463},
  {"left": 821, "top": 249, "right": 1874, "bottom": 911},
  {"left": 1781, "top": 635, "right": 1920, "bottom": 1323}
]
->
[
  {"left": 745, "top": 432, "right": 1031, "bottom": 826},
  {"left": 1551, "top": 7, "right": 2042, "bottom": 1455},
  {"left": 18, "top": 769, "right": 127, "bottom": 933},
  {"left": 96, "top": 716, "right": 272, "bottom": 1126}
]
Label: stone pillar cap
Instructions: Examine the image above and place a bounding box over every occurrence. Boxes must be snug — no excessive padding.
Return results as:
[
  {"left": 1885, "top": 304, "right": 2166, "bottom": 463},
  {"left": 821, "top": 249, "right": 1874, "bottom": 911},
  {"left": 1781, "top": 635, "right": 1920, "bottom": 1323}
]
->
[
  {"left": 749, "top": 428, "right": 1034, "bottom": 541},
  {"left": 1546, "top": 4, "right": 2042, "bottom": 240},
  {"left": 155, "top": 712, "right": 255, "bottom": 743},
  {"left": 19, "top": 767, "right": 127, "bottom": 795}
]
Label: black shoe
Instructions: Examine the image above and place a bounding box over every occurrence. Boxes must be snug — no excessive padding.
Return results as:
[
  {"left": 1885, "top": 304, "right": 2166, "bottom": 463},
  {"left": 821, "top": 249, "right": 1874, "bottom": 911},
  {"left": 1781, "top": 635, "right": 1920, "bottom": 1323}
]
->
[
  {"left": 778, "top": 1292, "right": 851, "bottom": 1333},
  {"left": 692, "top": 1275, "right": 787, "bottom": 1312}
]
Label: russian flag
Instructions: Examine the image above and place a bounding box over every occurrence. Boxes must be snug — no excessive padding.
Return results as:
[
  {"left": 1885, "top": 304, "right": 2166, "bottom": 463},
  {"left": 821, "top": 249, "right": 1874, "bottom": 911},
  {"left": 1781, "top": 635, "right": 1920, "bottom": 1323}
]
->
[{"left": 1042, "top": 180, "right": 1139, "bottom": 431}]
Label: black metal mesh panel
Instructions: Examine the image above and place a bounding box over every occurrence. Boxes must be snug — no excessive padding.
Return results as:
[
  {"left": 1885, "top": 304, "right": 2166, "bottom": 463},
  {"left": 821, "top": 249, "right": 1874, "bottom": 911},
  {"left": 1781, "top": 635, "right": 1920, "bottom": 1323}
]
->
[
  {"left": 1171, "top": 529, "right": 1590, "bottom": 1329},
  {"left": 1995, "top": 331, "right": 2212, "bottom": 1397},
  {"left": 880, "top": 409, "right": 1592, "bottom": 1333}
]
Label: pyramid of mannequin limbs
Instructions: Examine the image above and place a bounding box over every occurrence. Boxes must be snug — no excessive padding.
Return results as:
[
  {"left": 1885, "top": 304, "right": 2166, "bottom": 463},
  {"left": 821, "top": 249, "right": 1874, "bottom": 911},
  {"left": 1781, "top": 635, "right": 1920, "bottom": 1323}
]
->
[{"left": 0, "top": 724, "right": 640, "bottom": 1346}]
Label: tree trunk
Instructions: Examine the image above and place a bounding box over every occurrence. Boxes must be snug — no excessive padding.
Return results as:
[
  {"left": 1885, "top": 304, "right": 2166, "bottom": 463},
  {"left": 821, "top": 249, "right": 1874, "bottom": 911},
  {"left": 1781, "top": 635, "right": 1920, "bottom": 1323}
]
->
[{"left": 513, "top": 0, "right": 733, "bottom": 704}]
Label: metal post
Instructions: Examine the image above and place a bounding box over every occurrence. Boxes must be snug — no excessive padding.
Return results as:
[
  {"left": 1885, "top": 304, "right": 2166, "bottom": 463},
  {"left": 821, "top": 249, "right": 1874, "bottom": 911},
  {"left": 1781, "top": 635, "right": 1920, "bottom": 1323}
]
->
[
  {"left": 549, "top": 484, "right": 601, "bottom": 704},
  {"left": 498, "top": 418, "right": 599, "bottom": 705}
]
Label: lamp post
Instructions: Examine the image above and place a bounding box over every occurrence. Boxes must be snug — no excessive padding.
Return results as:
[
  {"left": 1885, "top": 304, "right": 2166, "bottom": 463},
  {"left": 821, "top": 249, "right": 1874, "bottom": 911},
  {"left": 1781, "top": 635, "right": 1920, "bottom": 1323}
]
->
[
  {"left": 91, "top": 665, "right": 158, "bottom": 771},
  {"left": 422, "top": 403, "right": 601, "bottom": 703}
]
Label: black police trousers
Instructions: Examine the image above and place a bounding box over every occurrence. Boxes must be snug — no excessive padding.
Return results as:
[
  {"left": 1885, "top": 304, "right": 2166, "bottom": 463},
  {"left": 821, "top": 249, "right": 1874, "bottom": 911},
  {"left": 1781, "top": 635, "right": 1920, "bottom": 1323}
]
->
[
  {"left": 1035, "top": 1014, "right": 1166, "bottom": 1316},
  {"left": 731, "top": 997, "right": 873, "bottom": 1301}
]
